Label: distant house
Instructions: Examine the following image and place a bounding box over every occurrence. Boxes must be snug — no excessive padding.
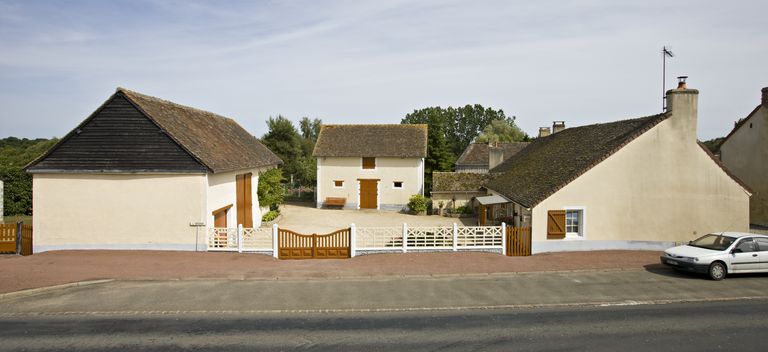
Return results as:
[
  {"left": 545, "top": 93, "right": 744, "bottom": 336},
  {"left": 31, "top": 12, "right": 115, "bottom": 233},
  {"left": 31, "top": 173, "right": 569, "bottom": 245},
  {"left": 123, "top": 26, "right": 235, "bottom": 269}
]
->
[
  {"left": 480, "top": 83, "right": 750, "bottom": 252},
  {"left": 26, "top": 88, "right": 282, "bottom": 252},
  {"left": 431, "top": 172, "right": 494, "bottom": 210},
  {"left": 455, "top": 142, "right": 529, "bottom": 173},
  {"left": 719, "top": 87, "right": 768, "bottom": 226},
  {"left": 313, "top": 124, "right": 427, "bottom": 210}
]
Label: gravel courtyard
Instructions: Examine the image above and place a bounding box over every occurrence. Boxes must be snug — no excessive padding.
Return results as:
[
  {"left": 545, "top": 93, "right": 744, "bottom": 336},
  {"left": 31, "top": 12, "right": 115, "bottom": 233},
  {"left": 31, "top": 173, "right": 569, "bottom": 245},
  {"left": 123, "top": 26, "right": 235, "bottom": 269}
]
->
[{"left": 275, "top": 202, "right": 477, "bottom": 233}]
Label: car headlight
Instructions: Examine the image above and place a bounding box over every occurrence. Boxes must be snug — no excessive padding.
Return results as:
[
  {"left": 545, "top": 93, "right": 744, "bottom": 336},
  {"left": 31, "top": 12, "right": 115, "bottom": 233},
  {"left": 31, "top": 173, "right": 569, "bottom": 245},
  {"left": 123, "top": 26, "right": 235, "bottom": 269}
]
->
[{"left": 693, "top": 257, "right": 699, "bottom": 262}]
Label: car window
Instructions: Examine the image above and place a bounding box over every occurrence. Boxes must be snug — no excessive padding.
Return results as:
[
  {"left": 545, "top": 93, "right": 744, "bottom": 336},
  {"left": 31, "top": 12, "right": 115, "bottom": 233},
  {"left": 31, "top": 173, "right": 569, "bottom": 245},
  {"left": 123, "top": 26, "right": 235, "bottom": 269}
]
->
[
  {"left": 755, "top": 238, "right": 768, "bottom": 252},
  {"left": 735, "top": 238, "right": 758, "bottom": 253}
]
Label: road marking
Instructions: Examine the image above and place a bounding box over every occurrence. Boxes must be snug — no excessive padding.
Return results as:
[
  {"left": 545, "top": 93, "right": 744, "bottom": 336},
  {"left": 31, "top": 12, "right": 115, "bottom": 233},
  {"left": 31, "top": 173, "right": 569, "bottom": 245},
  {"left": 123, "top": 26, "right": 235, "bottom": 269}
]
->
[{"left": 1, "top": 296, "right": 766, "bottom": 317}]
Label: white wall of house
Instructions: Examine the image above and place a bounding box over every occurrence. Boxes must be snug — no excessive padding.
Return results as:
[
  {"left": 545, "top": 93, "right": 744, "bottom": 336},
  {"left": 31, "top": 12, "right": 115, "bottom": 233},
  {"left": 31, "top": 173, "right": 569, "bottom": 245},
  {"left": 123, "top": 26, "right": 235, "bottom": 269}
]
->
[
  {"left": 719, "top": 96, "right": 768, "bottom": 226},
  {"left": 529, "top": 90, "right": 750, "bottom": 253},
  {"left": 32, "top": 173, "right": 207, "bottom": 252},
  {"left": 316, "top": 157, "right": 423, "bottom": 210},
  {"left": 206, "top": 167, "right": 265, "bottom": 229}
]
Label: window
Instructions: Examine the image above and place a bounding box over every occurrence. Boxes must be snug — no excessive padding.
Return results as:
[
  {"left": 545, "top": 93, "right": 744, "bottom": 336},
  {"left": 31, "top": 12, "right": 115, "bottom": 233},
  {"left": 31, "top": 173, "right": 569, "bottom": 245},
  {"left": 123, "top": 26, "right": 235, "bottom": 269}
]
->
[
  {"left": 333, "top": 180, "right": 344, "bottom": 188},
  {"left": 735, "top": 238, "right": 757, "bottom": 253},
  {"left": 565, "top": 210, "right": 582, "bottom": 237},
  {"left": 393, "top": 181, "right": 403, "bottom": 189},
  {"left": 362, "top": 157, "right": 376, "bottom": 169},
  {"left": 756, "top": 238, "right": 768, "bottom": 251}
]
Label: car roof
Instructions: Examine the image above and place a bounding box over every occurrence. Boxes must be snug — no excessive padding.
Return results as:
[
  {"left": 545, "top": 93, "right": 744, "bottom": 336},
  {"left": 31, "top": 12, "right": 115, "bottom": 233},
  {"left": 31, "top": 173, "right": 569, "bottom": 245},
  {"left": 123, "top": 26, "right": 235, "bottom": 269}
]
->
[{"left": 711, "top": 232, "right": 768, "bottom": 239}]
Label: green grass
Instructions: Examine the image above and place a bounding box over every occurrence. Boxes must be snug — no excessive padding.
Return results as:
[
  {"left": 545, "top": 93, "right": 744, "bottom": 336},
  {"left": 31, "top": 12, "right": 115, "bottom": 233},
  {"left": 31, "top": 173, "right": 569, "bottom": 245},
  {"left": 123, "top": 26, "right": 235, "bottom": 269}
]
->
[{"left": 2, "top": 215, "right": 32, "bottom": 224}]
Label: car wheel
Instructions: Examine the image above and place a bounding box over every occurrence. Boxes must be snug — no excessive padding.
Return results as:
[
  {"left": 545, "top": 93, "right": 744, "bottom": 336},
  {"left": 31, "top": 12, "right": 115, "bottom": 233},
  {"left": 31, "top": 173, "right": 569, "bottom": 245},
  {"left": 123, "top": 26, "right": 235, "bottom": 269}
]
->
[{"left": 708, "top": 262, "right": 726, "bottom": 281}]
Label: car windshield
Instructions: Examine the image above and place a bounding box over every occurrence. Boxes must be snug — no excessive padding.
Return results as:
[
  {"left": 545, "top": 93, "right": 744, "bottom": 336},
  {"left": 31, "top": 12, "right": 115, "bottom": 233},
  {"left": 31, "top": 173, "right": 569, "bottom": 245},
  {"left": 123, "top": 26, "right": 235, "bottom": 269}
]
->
[{"left": 688, "top": 234, "right": 736, "bottom": 251}]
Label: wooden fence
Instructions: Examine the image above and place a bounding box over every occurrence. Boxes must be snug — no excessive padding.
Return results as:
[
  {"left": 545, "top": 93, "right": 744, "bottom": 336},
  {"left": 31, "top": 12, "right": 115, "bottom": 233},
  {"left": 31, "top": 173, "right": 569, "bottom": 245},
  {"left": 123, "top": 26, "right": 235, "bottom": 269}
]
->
[
  {"left": 0, "top": 223, "right": 33, "bottom": 256},
  {"left": 506, "top": 226, "right": 531, "bottom": 256}
]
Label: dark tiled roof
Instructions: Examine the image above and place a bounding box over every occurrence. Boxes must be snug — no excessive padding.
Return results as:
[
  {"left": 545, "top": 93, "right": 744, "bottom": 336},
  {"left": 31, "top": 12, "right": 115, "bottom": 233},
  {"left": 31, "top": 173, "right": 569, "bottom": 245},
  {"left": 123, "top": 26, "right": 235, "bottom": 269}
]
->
[
  {"left": 119, "top": 88, "right": 282, "bottom": 173},
  {"left": 485, "top": 113, "right": 670, "bottom": 207},
  {"left": 313, "top": 124, "right": 428, "bottom": 158},
  {"left": 431, "top": 172, "right": 496, "bottom": 192},
  {"left": 456, "top": 142, "right": 530, "bottom": 167}
]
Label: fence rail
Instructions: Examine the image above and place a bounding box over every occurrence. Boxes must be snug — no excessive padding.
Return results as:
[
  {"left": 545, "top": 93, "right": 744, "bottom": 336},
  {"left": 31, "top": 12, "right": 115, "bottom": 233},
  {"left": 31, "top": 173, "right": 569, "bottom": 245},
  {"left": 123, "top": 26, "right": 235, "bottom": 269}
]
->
[{"left": 0, "top": 223, "right": 33, "bottom": 255}]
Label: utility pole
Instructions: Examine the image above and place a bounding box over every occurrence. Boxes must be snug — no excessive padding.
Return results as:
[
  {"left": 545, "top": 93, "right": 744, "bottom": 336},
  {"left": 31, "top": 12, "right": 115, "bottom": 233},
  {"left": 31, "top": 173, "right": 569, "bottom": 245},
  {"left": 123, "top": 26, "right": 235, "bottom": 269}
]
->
[{"left": 662, "top": 46, "right": 675, "bottom": 111}]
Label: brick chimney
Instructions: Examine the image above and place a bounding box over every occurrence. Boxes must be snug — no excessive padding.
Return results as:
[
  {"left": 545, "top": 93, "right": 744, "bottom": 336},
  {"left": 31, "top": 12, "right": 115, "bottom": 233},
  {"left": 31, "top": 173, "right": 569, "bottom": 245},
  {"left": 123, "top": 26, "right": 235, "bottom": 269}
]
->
[
  {"left": 762, "top": 87, "right": 768, "bottom": 107},
  {"left": 538, "top": 127, "right": 551, "bottom": 138},
  {"left": 666, "top": 76, "right": 699, "bottom": 142},
  {"left": 552, "top": 121, "right": 566, "bottom": 133},
  {"left": 489, "top": 146, "right": 505, "bottom": 170}
]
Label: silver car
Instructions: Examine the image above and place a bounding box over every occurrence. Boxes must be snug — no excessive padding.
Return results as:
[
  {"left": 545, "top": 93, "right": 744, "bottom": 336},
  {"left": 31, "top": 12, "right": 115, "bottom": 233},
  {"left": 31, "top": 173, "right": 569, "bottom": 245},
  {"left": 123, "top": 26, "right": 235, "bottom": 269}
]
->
[{"left": 661, "top": 232, "right": 768, "bottom": 280}]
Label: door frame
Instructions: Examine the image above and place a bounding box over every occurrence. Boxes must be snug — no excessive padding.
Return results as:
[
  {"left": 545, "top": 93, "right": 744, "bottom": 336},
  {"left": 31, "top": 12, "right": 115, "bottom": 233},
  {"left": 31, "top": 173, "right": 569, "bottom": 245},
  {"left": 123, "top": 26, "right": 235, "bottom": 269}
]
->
[{"left": 357, "top": 178, "right": 380, "bottom": 210}]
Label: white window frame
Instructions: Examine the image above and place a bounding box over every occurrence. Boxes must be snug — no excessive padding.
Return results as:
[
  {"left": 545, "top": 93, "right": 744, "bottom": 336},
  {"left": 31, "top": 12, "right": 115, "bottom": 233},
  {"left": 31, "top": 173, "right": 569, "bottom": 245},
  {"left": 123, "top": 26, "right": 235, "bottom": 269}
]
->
[
  {"left": 563, "top": 206, "right": 586, "bottom": 239},
  {"left": 393, "top": 181, "right": 403, "bottom": 189},
  {"left": 333, "top": 180, "right": 344, "bottom": 188}
]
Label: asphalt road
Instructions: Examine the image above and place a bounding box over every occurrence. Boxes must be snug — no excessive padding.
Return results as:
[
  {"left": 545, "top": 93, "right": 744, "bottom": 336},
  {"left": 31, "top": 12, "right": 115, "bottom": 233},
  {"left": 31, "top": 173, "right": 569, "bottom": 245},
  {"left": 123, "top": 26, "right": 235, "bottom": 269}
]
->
[{"left": 1, "top": 300, "right": 767, "bottom": 351}]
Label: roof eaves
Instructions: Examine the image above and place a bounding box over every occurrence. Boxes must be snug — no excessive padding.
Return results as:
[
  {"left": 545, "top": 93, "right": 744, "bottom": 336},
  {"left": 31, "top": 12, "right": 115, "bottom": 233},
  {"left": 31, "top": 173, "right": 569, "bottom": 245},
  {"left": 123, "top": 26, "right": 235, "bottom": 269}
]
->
[
  {"left": 696, "top": 141, "right": 753, "bottom": 195},
  {"left": 718, "top": 105, "right": 762, "bottom": 152}
]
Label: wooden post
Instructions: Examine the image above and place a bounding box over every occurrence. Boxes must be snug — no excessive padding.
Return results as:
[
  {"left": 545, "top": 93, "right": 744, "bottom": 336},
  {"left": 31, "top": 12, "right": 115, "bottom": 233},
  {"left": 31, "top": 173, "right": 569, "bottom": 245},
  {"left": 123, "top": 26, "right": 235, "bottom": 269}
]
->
[
  {"left": 452, "top": 223, "right": 458, "bottom": 251},
  {"left": 501, "top": 222, "right": 507, "bottom": 256},
  {"left": 272, "top": 224, "right": 279, "bottom": 258},
  {"left": 350, "top": 223, "right": 356, "bottom": 258},
  {"left": 402, "top": 223, "right": 408, "bottom": 253}
]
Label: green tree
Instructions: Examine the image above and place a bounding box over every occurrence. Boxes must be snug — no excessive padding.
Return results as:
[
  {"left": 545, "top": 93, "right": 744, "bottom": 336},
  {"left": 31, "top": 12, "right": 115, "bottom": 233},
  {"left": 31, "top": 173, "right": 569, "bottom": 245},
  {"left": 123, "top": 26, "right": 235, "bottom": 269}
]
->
[
  {"left": 299, "top": 117, "right": 322, "bottom": 140},
  {"left": 401, "top": 107, "right": 455, "bottom": 194},
  {"left": 261, "top": 116, "right": 303, "bottom": 185},
  {"left": 257, "top": 168, "right": 285, "bottom": 211},
  {"left": 0, "top": 137, "right": 58, "bottom": 216},
  {"left": 475, "top": 119, "right": 528, "bottom": 143},
  {"left": 447, "top": 105, "right": 512, "bottom": 156}
]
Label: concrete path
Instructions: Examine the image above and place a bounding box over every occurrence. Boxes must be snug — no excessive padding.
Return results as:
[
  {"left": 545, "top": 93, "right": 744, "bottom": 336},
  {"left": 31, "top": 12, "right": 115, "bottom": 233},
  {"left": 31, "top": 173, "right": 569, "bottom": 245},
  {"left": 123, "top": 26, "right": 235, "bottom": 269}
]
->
[{"left": 2, "top": 269, "right": 767, "bottom": 315}]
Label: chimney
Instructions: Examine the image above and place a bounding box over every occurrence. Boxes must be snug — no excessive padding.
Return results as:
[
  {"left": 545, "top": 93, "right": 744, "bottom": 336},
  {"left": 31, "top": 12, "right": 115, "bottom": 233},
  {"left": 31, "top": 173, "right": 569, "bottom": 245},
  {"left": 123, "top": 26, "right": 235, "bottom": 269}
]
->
[
  {"left": 538, "top": 127, "right": 551, "bottom": 138},
  {"left": 666, "top": 76, "right": 699, "bottom": 142},
  {"left": 762, "top": 87, "right": 768, "bottom": 107},
  {"left": 552, "top": 121, "right": 566, "bottom": 133},
  {"left": 488, "top": 145, "right": 505, "bottom": 170}
]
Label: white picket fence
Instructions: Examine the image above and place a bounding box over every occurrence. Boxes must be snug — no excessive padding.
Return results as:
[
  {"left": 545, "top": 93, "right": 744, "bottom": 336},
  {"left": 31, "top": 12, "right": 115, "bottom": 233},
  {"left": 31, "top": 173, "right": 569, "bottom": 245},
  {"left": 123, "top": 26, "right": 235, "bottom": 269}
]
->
[{"left": 207, "top": 223, "right": 507, "bottom": 257}]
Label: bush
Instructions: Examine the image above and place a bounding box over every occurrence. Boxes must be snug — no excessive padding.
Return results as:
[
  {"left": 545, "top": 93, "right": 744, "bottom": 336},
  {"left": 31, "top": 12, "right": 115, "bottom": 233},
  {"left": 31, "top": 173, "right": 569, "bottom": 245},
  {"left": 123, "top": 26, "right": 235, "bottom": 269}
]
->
[
  {"left": 258, "top": 168, "right": 285, "bottom": 211},
  {"left": 261, "top": 210, "right": 280, "bottom": 222},
  {"left": 408, "top": 194, "right": 429, "bottom": 214}
]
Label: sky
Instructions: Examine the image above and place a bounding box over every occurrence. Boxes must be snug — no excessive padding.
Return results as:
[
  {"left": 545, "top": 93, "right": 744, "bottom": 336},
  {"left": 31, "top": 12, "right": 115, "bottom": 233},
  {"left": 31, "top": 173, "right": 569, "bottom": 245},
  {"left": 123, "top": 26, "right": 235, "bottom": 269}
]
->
[{"left": 1, "top": 0, "right": 767, "bottom": 141}]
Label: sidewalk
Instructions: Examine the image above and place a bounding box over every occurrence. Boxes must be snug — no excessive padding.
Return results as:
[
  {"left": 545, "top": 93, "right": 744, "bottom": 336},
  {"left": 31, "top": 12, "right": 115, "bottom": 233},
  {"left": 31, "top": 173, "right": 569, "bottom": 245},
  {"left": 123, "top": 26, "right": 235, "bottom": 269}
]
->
[{"left": 0, "top": 250, "right": 661, "bottom": 294}]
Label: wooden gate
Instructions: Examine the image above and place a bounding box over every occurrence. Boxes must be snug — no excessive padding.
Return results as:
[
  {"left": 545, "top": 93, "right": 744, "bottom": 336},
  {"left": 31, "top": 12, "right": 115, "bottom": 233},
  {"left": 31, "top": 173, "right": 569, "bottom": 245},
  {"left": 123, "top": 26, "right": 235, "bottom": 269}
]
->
[
  {"left": 506, "top": 226, "right": 531, "bottom": 256},
  {"left": 0, "top": 223, "right": 33, "bottom": 256},
  {"left": 277, "top": 227, "right": 351, "bottom": 259}
]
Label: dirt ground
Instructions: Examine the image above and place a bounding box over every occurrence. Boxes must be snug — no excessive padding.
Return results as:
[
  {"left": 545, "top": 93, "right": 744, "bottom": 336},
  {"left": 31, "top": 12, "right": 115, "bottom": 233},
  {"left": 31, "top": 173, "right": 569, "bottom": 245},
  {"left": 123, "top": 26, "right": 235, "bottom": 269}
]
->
[
  {"left": 0, "top": 250, "right": 663, "bottom": 294},
  {"left": 276, "top": 202, "right": 476, "bottom": 233}
]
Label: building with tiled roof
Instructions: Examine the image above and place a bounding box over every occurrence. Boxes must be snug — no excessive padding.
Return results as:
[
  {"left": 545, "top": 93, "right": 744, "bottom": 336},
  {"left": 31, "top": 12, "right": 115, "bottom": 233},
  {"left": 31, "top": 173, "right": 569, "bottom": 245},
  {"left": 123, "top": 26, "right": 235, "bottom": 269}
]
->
[{"left": 455, "top": 142, "right": 529, "bottom": 173}]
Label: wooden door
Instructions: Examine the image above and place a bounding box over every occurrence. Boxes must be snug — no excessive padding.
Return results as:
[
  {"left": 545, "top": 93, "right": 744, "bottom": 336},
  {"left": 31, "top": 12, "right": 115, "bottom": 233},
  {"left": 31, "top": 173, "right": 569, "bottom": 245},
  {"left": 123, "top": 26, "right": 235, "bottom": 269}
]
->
[
  {"left": 359, "top": 180, "right": 378, "bottom": 209},
  {"left": 214, "top": 210, "right": 227, "bottom": 228},
  {"left": 236, "top": 173, "right": 253, "bottom": 227}
]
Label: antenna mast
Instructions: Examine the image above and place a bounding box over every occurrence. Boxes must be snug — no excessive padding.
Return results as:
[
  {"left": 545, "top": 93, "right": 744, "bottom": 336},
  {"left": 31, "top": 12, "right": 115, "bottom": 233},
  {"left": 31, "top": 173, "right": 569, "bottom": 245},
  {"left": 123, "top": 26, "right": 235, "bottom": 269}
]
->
[{"left": 662, "top": 46, "right": 675, "bottom": 111}]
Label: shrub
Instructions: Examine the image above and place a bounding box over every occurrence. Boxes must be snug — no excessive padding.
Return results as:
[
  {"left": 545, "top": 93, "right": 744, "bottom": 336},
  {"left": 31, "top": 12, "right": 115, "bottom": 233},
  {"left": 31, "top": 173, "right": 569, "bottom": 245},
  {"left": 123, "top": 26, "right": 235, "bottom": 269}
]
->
[
  {"left": 408, "top": 194, "right": 429, "bottom": 214},
  {"left": 258, "top": 168, "right": 285, "bottom": 211},
  {"left": 261, "top": 210, "right": 280, "bottom": 222}
]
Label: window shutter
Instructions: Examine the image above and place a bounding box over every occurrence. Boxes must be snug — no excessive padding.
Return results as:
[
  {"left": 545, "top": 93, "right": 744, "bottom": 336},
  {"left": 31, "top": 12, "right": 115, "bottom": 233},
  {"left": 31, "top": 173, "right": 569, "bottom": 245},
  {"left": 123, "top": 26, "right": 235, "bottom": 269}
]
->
[
  {"left": 547, "top": 210, "right": 566, "bottom": 239},
  {"left": 362, "top": 157, "right": 376, "bottom": 169}
]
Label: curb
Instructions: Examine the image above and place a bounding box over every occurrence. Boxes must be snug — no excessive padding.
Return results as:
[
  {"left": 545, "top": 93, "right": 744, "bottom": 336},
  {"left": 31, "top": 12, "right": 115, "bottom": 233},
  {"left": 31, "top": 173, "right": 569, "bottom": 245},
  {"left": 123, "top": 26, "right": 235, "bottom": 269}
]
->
[{"left": 0, "top": 279, "right": 114, "bottom": 301}]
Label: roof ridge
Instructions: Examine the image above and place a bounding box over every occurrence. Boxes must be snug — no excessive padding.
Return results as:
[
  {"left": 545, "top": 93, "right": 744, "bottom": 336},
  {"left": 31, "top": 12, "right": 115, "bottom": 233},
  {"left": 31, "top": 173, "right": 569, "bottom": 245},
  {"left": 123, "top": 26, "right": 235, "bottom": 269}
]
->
[{"left": 117, "top": 87, "right": 236, "bottom": 124}]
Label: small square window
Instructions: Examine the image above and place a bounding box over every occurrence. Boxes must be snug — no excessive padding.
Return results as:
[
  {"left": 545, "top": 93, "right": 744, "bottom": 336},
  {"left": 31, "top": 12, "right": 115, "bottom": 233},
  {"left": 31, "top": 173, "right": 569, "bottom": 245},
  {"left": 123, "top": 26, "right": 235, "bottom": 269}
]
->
[
  {"left": 362, "top": 157, "right": 376, "bottom": 169},
  {"left": 565, "top": 210, "right": 582, "bottom": 236},
  {"left": 393, "top": 181, "right": 403, "bottom": 189},
  {"left": 334, "top": 180, "right": 344, "bottom": 188}
]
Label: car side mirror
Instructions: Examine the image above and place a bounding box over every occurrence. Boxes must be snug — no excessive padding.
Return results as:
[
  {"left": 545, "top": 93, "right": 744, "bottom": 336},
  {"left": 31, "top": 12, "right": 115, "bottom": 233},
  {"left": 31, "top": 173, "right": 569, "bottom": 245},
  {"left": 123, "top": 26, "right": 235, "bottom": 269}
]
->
[{"left": 731, "top": 248, "right": 742, "bottom": 254}]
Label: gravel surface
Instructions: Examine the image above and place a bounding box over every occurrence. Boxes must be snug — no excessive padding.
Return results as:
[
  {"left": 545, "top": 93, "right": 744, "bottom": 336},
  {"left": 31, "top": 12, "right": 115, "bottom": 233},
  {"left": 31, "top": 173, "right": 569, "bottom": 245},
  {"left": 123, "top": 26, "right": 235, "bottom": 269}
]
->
[{"left": 0, "top": 250, "right": 662, "bottom": 294}]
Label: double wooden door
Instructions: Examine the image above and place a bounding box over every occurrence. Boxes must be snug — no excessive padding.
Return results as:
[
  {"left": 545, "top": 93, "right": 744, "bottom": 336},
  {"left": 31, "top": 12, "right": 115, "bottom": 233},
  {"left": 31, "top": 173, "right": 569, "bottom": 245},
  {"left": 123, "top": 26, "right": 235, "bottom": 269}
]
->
[
  {"left": 359, "top": 179, "right": 378, "bottom": 209},
  {"left": 236, "top": 173, "right": 253, "bottom": 227}
]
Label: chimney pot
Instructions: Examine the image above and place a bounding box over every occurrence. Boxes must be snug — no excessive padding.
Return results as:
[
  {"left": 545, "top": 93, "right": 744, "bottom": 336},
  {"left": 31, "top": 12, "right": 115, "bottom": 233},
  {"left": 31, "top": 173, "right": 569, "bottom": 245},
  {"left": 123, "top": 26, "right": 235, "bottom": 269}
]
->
[
  {"left": 538, "top": 127, "right": 551, "bottom": 138},
  {"left": 552, "top": 121, "right": 566, "bottom": 134},
  {"left": 677, "top": 76, "right": 688, "bottom": 89},
  {"left": 762, "top": 87, "right": 768, "bottom": 107}
]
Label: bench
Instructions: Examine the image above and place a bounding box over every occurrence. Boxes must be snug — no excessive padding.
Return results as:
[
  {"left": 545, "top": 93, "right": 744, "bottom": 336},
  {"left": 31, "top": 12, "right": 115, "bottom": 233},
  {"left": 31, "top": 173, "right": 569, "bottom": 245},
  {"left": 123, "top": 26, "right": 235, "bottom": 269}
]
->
[{"left": 324, "top": 197, "right": 346, "bottom": 208}]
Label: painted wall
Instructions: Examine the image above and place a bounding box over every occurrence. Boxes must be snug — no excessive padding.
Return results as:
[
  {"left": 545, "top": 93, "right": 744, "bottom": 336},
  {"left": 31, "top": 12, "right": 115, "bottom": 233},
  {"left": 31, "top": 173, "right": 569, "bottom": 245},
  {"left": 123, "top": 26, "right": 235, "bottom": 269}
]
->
[
  {"left": 431, "top": 191, "right": 484, "bottom": 210},
  {"left": 529, "top": 90, "right": 750, "bottom": 253},
  {"left": 206, "top": 167, "right": 266, "bottom": 229},
  {"left": 316, "top": 157, "right": 423, "bottom": 210},
  {"left": 720, "top": 98, "right": 768, "bottom": 226},
  {"left": 32, "top": 173, "right": 206, "bottom": 252}
]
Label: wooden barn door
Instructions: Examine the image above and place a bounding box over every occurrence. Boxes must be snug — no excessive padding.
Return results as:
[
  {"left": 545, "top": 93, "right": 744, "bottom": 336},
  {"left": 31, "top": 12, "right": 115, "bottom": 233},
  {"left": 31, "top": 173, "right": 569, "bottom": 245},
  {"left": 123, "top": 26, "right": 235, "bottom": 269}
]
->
[
  {"left": 359, "top": 179, "right": 378, "bottom": 209},
  {"left": 236, "top": 173, "right": 253, "bottom": 227}
]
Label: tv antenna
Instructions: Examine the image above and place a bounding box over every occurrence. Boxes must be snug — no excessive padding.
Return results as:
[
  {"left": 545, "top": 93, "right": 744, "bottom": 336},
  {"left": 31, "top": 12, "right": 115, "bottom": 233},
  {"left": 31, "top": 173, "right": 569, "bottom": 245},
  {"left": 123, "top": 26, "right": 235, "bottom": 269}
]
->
[{"left": 662, "top": 46, "right": 675, "bottom": 111}]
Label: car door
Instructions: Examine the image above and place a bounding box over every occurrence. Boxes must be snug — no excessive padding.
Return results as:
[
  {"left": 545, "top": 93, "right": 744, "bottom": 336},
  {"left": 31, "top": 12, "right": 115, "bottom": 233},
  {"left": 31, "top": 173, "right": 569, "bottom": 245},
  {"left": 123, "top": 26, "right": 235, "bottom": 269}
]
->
[
  {"left": 754, "top": 238, "right": 768, "bottom": 270},
  {"left": 730, "top": 238, "right": 760, "bottom": 272}
]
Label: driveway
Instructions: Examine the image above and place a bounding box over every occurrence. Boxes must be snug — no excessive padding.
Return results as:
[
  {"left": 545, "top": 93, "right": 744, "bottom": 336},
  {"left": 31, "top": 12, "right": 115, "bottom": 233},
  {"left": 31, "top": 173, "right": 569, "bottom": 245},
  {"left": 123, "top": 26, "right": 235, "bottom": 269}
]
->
[{"left": 276, "top": 202, "right": 476, "bottom": 233}]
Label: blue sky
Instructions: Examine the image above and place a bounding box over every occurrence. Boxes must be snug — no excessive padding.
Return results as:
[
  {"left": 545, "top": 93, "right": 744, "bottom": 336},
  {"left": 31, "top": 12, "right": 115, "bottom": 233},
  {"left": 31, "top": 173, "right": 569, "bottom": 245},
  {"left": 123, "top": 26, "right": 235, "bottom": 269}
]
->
[{"left": 1, "top": 0, "right": 767, "bottom": 140}]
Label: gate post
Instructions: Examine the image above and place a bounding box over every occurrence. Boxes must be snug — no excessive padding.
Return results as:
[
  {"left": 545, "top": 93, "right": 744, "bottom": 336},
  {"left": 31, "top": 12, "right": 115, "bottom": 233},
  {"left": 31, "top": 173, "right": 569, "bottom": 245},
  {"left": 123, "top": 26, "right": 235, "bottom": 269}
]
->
[
  {"left": 350, "top": 223, "right": 356, "bottom": 258},
  {"left": 237, "top": 224, "right": 243, "bottom": 253},
  {"left": 501, "top": 222, "right": 507, "bottom": 256},
  {"left": 15, "top": 221, "right": 22, "bottom": 255},
  {"left": 402, "top": 223, "right": 408, "bottom": 253},
  {"left": 452, "top": 223, "right": 458, "bottom": 252},
  {"left": 272, "top": 224, "right": 279, "bottom": 258}
]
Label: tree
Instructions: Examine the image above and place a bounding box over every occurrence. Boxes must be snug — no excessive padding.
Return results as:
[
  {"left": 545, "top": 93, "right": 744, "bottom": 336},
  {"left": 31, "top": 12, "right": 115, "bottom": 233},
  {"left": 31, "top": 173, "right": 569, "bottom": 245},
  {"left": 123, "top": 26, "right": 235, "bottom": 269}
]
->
[
  {"left": 0, "top": 137, "right": 58, "bottom": 216},
  {"left": 475, "top": 119, "right": 528, "bottom": 143},
  {"left": 299, "top": 117, "right": 322, "bottom": 140},
  {"left": 257, "top": 168, "right": 284, "bottom": 210},
  {"left": 261, "top": 116, "right": 303, "bottom": 185},
  {"left": 401, "top": 107, "right": 455, "bottom": 194}
]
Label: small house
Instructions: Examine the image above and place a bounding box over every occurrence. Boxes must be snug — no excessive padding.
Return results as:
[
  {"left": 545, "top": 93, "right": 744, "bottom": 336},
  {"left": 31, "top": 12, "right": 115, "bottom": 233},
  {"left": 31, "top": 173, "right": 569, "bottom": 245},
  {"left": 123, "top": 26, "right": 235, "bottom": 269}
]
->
[
  {"left": 313, "top": 124, "right": 427, "bottom": 210},
  {"left": 26, "top": 88, "right": 282, "bottom": 252},
  {"left": 481, "top": 82, "right": 750, "bottom": 252},
  {"left": 719, "top": 87, "right": 768, "bottom": 226},
  {"left": 455, "top": 142, "right": 529, "bottom": 173}
]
